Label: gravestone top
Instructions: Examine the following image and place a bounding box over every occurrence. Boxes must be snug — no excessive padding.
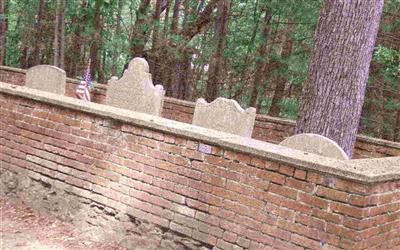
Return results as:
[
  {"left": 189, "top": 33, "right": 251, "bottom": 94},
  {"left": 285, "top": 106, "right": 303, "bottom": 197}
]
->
[
  {"left": 192, "top": 97, "right": 256, "bottom": 137},
  {"left": 106, "top": 57, "right": 165, "bottom": 116},
  {"left": 25, "top": 65, "right": 66, "bottom": 95},
  {"left": 279, "top": 133, "right": 349, "bottom": 160}
]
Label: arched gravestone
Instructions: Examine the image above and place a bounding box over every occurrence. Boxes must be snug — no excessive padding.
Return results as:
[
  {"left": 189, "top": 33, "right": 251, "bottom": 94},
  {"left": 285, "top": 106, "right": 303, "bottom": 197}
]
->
[
  {"left": 192, "top": 97, "right": 256, "bottom": 137},
  {"left": 26, "top": 65, "right": 66, "bottom": 95},
  {"left": 106, "top": 57, "right": 165, "bottom": 116},
  {"left": 279, "top": 133, "right": 349, "bottom": 160}
]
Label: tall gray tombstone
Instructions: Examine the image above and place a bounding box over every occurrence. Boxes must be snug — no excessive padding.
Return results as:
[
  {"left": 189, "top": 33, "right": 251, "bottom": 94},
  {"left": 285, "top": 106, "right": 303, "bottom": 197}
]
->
[
  {"left": 192, "top": 97, "right": 256, "bottom": 137},
  {"left": 106, "top": 57, "right": 165, "bottom": 116},
  {"left": 25, "top": 65, "right": 66, "bottom": 95},
  {"left": 279, "top": 133, "right": 349, "bottom": 160}
]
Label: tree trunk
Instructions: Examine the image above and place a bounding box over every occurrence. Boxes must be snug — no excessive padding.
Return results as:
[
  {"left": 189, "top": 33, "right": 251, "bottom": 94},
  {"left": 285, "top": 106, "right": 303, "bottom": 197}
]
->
[
  {"left": 205, "top": 0, "right": 230, "bottom": 102},
  {"left": 130, "top": 0, "right": 152, "bottom": 57},
  {"left": 394, "top": 109, "right": 400, "bottom": 142},
  {"left": 268, "top": 23, "right": 294, "bottom": 116},
  {"left": 53, "top": 0, "right": 66, "bottom": 69},
  {"left": 295, "top": 0, "right": 384, "bottom": 158},
  {"left": 33, "top": 0, "right": 46, "bottom": 65},
  {"left": 150, "top": 0, "right": 163, "bottom": 84},
  {"left": 164, "top": 0, "right": 181, "bottom": 95},
  {"left": 180, "top": 0, "right": 220, "bottom": 41},
  {"left": 111, "top": 0, "right": 124, "bottom": 76},
  {"left": 90, "top": 0, "right": 103, "bottom": 81},
  {"left": 0, "top": 0, "right": 8, "bottom": 65},
  {"left": 248, "top": 7, "right": 272, "bottom": 108}
]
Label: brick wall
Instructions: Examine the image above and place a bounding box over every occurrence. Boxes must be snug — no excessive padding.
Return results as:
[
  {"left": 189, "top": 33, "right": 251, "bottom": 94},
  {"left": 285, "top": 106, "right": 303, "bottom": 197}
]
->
[
  {"left": 1, "top": 84, "right": 400, "bottom": 249},
  {"left": 1, "top": 65, "right": 400, "bottom": 159}
]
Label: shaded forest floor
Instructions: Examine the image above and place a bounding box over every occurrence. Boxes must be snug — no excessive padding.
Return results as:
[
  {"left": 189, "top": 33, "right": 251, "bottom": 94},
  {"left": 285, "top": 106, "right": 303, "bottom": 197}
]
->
[{"left": 0, "top": 197, "right": 126, "bottom": 250}]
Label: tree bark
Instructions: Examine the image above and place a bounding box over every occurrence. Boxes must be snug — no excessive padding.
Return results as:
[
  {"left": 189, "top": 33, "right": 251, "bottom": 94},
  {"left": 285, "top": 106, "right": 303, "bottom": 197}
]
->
[
  {"left": 205, "top": 0, "right": 230, "bottom": 102},
  {"left": 0, "top": 0, "right": 8, "bottom": 65},
  {"left": 90, "top": 0, "right": 103, "bottom": 81},
  {"left": 150, "top": 0, "right": 163, "bottom": 83},
  {"left": 268, "top": 22, "right": 294, "bottom": 116},
  {"left": 394, "top": 109, "right": 400, "bottom": 142},
  {"left": 130, "top": 0, "right": 152, "bottom": 57},
  {"left": 295, "top": 0, "right": 384, "bottom": 157},
  {"left": 111, "top": 0, "right": 124, "bottom": 76},
  {"left": 248, "top": 7, "right": 272, "bottom": 108},
  {"left": 53, "top": 0, "right": 66, "bottom": 69},
  {"left": 33, "top": 0, "right": 46, "bottom": 65},
  {"left": 180, "top": 0, "right": 220, "bottom": 41}
]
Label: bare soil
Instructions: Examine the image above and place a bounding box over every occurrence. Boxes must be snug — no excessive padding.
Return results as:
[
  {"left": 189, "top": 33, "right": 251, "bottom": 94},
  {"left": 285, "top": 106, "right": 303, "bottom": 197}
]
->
[{"left": 0, "top": 197, "right": 127, "bottom": 250}]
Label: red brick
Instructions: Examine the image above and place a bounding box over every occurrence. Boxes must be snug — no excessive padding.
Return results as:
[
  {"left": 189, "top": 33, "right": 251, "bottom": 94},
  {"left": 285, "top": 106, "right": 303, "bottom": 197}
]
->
[
  {"left": 256, "top": 169, "right": 285, "bottom": 185},
  {"left": 316, "top": 186, "right": 349, "bottom": 202},
  {"left": 285, "top": 178, "right": 315, "bottom": 193},
  {"left": 279, "top": 165, "right": 295, "bottom": 176},
  {"left": 268, "top": 183, "right": 298, "bottom": 199},
  {"left": 197, "top": 221, "right": 223, "bottom": 237},
  {"left": 298, "top": 192, "right": 329, "bottom": 209},
  {"left": 312, "top": 208, "right": 343, "bottom": 224},
  {"left": 192, "top": 230, "right": 217, "bottom": 246},
  {"left": 291, "top": 233, "right": 321, "bottom": 249}
]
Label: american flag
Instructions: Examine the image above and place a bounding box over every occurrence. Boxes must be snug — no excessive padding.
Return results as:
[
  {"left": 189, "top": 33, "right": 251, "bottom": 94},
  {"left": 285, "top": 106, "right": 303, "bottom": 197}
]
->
[{"left": 75, "top": 60, "right": 92, "bottom": 102}]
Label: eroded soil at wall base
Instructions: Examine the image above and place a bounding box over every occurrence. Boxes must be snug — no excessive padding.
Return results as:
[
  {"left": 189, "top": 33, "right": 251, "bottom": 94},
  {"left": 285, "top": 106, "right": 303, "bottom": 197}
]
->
[
  {"left": 1, "top": 197, "right": 126, "bottom": 250},
  {"left": 0, "top": 170, "right": 212, "bottom": 250}
]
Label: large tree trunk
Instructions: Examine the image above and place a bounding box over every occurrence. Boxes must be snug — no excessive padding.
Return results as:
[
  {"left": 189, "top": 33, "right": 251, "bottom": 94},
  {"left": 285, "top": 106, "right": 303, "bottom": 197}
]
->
[
  {"left": 205, "top": 0, "right": 230, "bottom": 102},
  {"left": 0, "top": 0, "right": 8, "bottom": 65},
  {"left": 53, "top": 0, "right": 66, "bottom": 69},
  {"left": 33, "top": 0, "right": 46, "bottom": 65},
  {"left": 295, "top": 0, "right": 384, "bottom": 157}
]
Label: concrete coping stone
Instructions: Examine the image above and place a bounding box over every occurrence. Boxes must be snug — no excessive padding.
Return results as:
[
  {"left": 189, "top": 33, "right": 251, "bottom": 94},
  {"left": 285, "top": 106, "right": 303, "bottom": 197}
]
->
[{"left": 1, "top": 82, "right": 400, "bottom": 183}]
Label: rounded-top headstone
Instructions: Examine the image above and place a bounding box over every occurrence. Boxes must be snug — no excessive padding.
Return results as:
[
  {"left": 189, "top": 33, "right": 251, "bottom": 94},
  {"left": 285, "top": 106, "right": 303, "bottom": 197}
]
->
[
  {"left": 26, "top": 65, "right": 66, "bottom": 95},
  {"left": 105, "top": 57, "right": 165, "bottom": 116},
  {"left": 192, "top": 97, "right": 256, "bottom": 137},
  {"left": 279, "top": 133, "right": 349, "bottom": 160},
  {"left": 128, "top": 57, "right": 149, "bottom": 73}
]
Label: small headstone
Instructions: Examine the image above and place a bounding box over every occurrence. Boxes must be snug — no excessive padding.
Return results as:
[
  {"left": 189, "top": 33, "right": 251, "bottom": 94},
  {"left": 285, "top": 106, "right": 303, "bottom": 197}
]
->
[
  {"left": 26, "top": 65, "right": 66, "bottom": 95},
  {"left": 192, "top": 97, "right": 256, "bottom": 137},
  {"left": 279, "top": 133, "right": 349, "bottom": 160},
  {"left": 106, "top": 57, "right": 165, "bottom": 116}
]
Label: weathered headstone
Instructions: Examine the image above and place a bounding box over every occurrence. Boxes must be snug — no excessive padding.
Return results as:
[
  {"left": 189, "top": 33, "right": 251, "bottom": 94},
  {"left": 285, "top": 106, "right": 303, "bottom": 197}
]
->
[
  {"left": 279, "top": 133, "right": 349, "bottom": 160},
  {"left": 26, "top": 65, "right": 66, "bottom": 95},
  {"left": 106, "top": 57, "right": 165, "bottom": 116},
  {"left": 192, "top": 97, "right": 256, "bottom": 137}
]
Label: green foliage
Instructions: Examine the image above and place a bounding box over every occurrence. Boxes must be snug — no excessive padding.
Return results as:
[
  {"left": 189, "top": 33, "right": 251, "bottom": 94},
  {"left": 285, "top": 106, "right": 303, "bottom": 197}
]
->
[{"left": 279, "top": 97, "right": 299, "bottom": 119}]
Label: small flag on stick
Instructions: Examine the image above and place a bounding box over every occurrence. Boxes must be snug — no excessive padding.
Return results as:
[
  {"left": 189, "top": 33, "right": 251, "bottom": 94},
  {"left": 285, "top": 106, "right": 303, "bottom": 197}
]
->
[{"left": 75, "top": 59, "right": 93, "bottom": 102}]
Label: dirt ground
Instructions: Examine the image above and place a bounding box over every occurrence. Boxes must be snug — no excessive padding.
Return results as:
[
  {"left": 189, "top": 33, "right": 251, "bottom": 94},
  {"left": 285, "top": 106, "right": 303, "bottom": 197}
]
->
[{"left": 0, "top": 197, "right": 127, "bottom": 250}]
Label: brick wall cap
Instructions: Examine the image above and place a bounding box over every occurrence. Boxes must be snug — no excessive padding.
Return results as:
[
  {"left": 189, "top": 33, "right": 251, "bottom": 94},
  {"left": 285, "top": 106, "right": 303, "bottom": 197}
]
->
[{"left": 2, "top": 81, "right": 400, "bottom": 183}]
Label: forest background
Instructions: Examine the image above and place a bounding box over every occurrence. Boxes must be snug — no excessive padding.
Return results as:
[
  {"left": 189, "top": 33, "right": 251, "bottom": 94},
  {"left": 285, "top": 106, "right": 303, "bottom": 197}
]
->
[{"left": 0, "top": 0, "right": 399, "bottom": 141}]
